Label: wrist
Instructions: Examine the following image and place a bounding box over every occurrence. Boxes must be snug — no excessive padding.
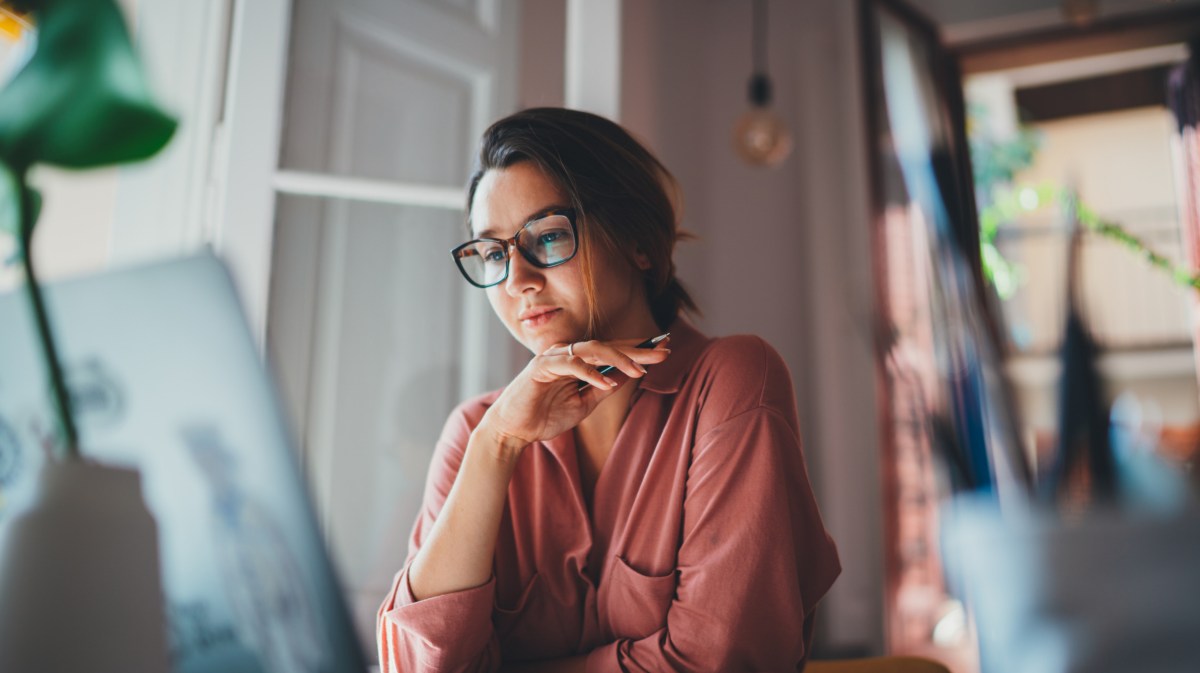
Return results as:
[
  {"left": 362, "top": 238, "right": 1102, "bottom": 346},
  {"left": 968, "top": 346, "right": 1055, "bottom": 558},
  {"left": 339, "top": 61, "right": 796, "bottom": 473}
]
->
[{"left": 472, "top": 418, "right": 530, "bottom": 465}]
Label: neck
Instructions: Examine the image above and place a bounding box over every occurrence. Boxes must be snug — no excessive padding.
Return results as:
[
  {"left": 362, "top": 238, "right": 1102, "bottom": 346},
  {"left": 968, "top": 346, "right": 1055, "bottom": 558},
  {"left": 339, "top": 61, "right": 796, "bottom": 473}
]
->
[
  {"left": 578, "top": 380, "right": 638, "bottom": 436},
  {"left": 573, "top": 375, "right": 639, "bottom": 501},
  {"left": 576, "top": 307, "right": 658, "bottom": 439}
]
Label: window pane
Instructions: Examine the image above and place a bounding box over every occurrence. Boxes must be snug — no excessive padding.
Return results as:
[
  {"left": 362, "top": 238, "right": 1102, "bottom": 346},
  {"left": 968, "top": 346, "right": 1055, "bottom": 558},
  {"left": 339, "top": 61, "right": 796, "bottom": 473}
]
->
[{"left": 268, "top": 194, "right": 509, "bottom": 652}]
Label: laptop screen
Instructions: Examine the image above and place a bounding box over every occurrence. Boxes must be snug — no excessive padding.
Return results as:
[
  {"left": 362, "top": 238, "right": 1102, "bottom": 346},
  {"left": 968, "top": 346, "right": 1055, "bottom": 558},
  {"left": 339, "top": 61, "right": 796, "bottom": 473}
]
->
[{"left": 0, "top": 253, "right": 368, "bottom": 673}]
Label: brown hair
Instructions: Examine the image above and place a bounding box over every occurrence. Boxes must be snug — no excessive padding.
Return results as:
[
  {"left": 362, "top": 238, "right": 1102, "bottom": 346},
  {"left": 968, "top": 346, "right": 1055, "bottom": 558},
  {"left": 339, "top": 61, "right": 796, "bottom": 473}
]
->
[{"left": 465, "top": 107, "right": 699, "bottom": 335}]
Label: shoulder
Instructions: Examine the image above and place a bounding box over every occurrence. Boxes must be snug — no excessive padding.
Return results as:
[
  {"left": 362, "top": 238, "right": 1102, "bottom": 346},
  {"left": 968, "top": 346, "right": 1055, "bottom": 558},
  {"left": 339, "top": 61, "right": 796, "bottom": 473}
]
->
[
  {"left": 692, "top": 334, "right": 795, "bottom": 406},
  {"left": 687, "top": 334, "right": 798, "bottom": 435}
]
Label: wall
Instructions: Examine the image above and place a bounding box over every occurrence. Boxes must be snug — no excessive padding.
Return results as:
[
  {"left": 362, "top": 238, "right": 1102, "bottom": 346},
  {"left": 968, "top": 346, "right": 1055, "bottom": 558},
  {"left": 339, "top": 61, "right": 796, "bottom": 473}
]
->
[{"left": 615, "top": 0, "right": 885, "bottom": 656}]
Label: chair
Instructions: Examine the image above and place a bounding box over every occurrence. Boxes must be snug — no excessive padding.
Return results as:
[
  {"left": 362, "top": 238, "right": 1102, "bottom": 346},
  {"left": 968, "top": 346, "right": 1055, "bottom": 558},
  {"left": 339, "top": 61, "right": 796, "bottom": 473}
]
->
[{"left": 806, "top": 655, "right": 952, "bottom": 673}]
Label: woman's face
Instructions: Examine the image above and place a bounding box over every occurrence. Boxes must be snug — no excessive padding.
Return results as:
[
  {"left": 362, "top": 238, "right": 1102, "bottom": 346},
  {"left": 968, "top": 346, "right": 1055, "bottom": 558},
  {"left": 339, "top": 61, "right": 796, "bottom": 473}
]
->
[{"left": 469, "top": 162, "right": 652, "bottom": 355}]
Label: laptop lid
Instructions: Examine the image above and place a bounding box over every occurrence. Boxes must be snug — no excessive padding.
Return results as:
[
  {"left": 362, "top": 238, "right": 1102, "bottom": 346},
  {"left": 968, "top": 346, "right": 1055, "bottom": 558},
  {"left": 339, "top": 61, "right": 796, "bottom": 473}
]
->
[{"left": 0, "top": 253, "right": 369, "bottom": 673}]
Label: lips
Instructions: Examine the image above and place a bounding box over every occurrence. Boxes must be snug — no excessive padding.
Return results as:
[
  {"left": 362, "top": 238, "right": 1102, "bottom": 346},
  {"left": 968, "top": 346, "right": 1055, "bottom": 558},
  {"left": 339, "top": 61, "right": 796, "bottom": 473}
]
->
[{"left": 519, "top": 306, "right": 561, "bottom": 327}]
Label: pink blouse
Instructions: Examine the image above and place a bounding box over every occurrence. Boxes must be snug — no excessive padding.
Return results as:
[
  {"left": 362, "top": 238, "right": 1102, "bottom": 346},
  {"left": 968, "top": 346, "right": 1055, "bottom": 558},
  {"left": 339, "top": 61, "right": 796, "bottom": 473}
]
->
[{"left": 377, "top": 319, "right": 840, "bottom": 672}]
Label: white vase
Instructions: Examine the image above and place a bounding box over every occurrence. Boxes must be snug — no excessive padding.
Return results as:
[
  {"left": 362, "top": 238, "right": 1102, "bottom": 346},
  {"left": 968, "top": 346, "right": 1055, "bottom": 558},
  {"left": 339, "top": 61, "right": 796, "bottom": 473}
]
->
[{"left": 0, "top": 460, "right": 169, "bottom": 673}]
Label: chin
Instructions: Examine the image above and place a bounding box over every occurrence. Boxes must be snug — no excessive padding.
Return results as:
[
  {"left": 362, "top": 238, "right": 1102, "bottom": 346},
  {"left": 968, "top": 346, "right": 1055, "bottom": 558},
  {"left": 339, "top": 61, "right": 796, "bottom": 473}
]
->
[
  {"left": 522, "top": 333, "right": 564, "bottom": 355},
  {"left": 517, "top": 327, "right": 580, "bottom": 355}
]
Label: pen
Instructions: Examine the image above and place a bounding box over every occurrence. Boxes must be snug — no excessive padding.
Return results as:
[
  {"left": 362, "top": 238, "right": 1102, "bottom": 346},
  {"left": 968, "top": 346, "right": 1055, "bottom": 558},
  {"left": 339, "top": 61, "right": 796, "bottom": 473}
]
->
[{"left": 578, "top": 332, "right": 670, "bottom": 390}]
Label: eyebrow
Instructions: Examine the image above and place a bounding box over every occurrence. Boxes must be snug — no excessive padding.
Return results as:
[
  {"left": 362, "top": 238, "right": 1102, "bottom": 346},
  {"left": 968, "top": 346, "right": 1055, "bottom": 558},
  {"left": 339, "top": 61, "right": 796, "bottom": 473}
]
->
[{"left": 473, "top": 204, "right": 568, "bottom": 239}]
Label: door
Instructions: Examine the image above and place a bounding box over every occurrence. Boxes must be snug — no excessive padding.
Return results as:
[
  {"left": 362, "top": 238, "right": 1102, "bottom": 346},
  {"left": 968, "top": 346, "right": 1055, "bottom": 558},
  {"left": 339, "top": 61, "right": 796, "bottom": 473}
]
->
[{"left": 267, "top": 0, "right": 520, "bottom": 655}]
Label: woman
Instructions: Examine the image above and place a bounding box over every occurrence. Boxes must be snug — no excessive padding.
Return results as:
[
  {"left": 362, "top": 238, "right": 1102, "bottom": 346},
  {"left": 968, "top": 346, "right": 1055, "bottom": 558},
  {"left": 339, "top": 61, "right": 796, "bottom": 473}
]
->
[{"left": 378, "top": 108, "right": 840, "bottom": 673}]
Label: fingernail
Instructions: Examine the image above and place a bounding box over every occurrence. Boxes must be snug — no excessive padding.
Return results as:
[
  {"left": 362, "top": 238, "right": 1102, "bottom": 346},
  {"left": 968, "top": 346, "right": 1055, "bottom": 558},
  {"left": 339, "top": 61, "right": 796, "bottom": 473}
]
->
[
  {"left": 637, "top": 363, "right": 648, "bottom": 374},
  {"left": 604, "top": 377, "right": 618, "bottom": 387}
]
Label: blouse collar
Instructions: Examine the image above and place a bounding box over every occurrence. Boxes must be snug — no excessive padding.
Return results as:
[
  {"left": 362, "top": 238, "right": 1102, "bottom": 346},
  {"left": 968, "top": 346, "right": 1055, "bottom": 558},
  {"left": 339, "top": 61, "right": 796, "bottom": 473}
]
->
[{"left": 637, "top": 316, "right": 711, "bottom": 395}]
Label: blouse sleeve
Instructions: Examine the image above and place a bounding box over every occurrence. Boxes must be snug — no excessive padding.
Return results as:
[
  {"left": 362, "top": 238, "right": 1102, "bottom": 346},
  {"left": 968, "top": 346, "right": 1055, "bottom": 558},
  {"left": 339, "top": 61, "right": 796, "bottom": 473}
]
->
[
  {"left": 586, "top": 340, "right": 841, "bottom": 672},
  {"left": 377, "top": 398, "right": 504, "bottom": 673}
]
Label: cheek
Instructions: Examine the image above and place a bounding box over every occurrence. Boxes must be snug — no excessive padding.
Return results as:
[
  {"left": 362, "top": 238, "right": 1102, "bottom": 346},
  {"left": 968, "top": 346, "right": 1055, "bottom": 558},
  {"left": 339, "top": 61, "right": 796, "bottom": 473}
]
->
[
  {"left": 556, "top": 266, "right": 588, "bottom": 301},
  {"left": 595, "top": 259, "right": 643, "bottom": 305},
  {"left": 558, "top": 268, "right": 596, "bottom": 320},
  {"left": 485, "top": 288, "right": 511, "bottom": 321}
]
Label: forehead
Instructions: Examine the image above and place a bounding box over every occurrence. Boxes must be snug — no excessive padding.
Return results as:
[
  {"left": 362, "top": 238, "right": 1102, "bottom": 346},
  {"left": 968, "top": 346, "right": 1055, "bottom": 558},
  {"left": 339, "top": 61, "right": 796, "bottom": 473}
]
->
[{"left": 470, "top": 162, "right": 568, "bottom": 237}]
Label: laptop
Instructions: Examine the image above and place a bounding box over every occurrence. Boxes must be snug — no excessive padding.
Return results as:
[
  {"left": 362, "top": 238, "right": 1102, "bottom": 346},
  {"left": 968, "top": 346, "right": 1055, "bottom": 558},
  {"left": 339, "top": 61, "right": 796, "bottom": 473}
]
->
[{"left": 0, "top": 253, "right": 370, "bottom": 673}]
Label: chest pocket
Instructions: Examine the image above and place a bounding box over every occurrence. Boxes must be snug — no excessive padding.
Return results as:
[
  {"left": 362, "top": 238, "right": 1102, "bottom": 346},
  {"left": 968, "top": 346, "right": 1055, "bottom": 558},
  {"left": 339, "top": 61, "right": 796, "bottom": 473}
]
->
[{"left": 599, "top": 556, "right": 677, "bottom": 640}]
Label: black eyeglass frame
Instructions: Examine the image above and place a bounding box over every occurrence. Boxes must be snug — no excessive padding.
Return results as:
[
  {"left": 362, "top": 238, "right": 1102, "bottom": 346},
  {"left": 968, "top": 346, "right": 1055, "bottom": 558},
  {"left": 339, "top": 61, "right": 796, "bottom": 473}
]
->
[{"left": 451, "top": 208, "right": 579, "bottom": 288}]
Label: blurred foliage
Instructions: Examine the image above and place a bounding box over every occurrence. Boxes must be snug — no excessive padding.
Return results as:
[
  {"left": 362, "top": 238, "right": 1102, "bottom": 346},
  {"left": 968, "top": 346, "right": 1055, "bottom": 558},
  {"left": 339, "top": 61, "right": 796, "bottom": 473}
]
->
[
  {"left": 967, "top": 102, "right": 1200, "bottom": 300},
  {"left": 968, "top": 103, "right": 1040, "bottom": 300}
]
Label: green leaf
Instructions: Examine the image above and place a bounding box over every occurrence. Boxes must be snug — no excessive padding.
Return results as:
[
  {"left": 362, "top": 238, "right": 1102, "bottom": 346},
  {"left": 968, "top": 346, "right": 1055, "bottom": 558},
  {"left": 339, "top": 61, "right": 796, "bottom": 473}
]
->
[{"left": 0, "top": 0, "right": 177, "bottom": 170}]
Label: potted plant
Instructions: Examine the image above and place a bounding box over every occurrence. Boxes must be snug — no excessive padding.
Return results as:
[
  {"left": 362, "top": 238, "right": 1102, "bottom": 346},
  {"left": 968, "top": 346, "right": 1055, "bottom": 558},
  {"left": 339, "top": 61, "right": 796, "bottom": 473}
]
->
[{"left": 0, "top": 1, "right": 177, "bottom": 670}]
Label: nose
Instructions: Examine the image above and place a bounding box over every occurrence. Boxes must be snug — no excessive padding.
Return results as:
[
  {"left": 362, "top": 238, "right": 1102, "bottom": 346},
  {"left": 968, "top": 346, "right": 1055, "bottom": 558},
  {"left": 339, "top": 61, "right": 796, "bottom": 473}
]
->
[{"left": 504, "top": 247, "right": 544, "bottom": 296}]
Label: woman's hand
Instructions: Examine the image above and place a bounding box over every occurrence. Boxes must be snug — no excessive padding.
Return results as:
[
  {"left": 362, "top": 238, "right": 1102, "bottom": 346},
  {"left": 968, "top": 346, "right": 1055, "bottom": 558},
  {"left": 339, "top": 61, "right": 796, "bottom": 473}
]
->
[{"left": 479, "top": 337, "right": 670, "bottom": 457}]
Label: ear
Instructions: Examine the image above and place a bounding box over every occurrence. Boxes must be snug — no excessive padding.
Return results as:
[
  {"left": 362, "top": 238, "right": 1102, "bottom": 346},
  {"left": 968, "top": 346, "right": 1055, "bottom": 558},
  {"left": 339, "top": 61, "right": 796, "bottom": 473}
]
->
[{"left": 633, "top": 250, "right": 652, "bottom": 271}]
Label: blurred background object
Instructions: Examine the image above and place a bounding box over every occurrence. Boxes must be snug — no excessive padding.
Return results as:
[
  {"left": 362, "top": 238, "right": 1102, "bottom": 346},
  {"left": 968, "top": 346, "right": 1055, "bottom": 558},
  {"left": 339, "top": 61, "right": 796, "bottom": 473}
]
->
[
  {"left": 0, "top": 1, "right": 177, "bottom": 671},
  {"left": 0, "top": 5, "right": 30, "bottom": 43},
  {"left": 732, "top": 0, "right": 794, "bottom": 167}
]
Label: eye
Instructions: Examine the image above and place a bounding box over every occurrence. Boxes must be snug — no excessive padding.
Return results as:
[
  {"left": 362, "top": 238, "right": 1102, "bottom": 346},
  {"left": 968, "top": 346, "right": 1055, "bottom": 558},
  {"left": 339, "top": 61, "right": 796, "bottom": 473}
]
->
[
  {"left": 469, "top": 241, "right": 506, "bottom": 263},
  {"left": 537, "top": 229, "right": 569, "bottom": 246}
]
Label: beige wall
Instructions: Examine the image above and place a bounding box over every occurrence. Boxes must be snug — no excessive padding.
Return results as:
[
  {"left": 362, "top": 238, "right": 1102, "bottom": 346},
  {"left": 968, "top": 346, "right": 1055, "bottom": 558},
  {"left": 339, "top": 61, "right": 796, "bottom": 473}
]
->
[
  {"left": 606, "top": 0, "right": 884, "bottom": 656},
  {"left": 1018, "top": 108, "right": 1178, "bottom": 213},
  {"left": 6, "top": 166, "right": 118, "bottom": 289}
]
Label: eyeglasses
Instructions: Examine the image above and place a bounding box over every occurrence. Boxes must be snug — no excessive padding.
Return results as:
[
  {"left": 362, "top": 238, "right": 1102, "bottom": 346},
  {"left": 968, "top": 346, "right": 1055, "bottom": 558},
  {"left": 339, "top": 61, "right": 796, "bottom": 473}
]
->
[{"left": 451, "top": 208, "right": 578, "bottom": 288}]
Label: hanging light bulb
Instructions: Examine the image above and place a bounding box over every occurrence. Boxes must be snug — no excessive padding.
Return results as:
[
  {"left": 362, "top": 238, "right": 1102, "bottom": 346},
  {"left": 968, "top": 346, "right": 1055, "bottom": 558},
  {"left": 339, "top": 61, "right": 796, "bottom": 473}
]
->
[
  {"left": 733, "top": 0, "right": 792, "bottom": 167},
  {"left": 734, "top": 75, "right": 792, "bottom": 166},
  {"left": 1061, "top": 0, "right": 1099, "bottom": 27}
]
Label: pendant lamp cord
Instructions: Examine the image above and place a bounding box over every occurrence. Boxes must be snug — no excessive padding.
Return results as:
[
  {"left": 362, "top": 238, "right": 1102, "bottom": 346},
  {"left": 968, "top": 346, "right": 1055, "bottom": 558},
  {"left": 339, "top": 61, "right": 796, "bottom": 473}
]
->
[
  {"left": 753, "top": 0, "right": 767, "bottom": 76},
  {"left": 749, "top": 0, "right": 771, "bottom": 106}
]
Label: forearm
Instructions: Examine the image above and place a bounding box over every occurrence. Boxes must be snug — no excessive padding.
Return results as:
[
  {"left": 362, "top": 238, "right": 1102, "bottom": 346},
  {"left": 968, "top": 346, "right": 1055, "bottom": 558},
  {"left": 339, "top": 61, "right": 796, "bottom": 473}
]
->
[{"left": 408, "top": 425, "right": 526, "bottom": 600}]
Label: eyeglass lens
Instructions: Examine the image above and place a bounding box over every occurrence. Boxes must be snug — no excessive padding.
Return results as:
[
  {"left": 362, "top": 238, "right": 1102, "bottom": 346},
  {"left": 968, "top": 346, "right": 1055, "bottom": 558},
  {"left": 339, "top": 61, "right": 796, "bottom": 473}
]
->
[{"left": 457, "top": 214, "right": 575, "bottom": 287}]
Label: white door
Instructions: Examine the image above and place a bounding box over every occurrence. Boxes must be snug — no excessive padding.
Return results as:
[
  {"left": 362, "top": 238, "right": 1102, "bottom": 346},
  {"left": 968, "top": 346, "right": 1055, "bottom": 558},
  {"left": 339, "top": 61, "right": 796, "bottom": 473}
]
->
[{"left": 267, "top": 0, "right": 520, "bottom": 656}]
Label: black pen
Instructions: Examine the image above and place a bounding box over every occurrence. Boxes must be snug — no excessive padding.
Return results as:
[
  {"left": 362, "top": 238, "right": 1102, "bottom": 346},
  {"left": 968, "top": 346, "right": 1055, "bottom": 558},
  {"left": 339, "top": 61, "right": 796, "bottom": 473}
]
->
[{"left": 578, "top": 332, "right": 670, "bottom": 390}]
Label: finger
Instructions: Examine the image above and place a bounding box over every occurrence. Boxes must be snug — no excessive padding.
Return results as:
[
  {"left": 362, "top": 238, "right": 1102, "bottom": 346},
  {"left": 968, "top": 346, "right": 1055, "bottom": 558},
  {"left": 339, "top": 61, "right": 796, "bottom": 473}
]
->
[
  {"left": 548, "top": 335, "right": 670, "bottom": 356},
  {"left": 616, "top": 346, "right": 672, "bottom": 366},
  {"left": 539, "top": 354, "right": 618, "bottom": 389},
  {"left": 571, "top": 340, "right": 647, "bottom": 378},
  {"left": 605, "top": 335, "right": 671, "bottom": 348},
  {"left": 542, "top": 342, "right": 569, "bottom": 356}
]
